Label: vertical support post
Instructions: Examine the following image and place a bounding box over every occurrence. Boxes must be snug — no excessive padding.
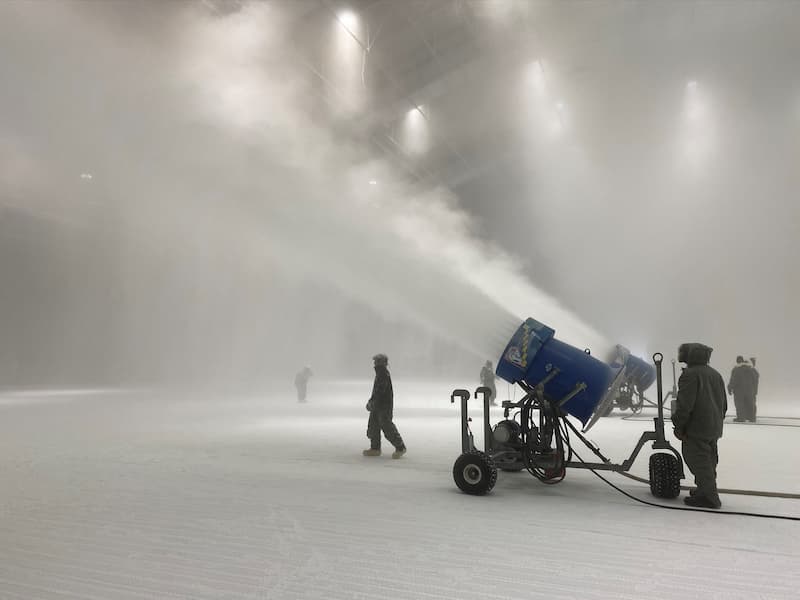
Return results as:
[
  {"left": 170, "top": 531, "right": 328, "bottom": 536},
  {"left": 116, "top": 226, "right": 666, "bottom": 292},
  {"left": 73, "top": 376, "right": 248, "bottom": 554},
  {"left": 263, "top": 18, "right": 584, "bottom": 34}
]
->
[
  {"left": 451, "top": 389, "right": 472, "bottom": 454},
  {"left": 670, "top": 359, "right": 678, "bottom": 401},
  {"left": 476, "top": 386, "right": 493, "bottom": 454},
  {"left": 653, "top": 353, "right": 666, "bottom": 443}
]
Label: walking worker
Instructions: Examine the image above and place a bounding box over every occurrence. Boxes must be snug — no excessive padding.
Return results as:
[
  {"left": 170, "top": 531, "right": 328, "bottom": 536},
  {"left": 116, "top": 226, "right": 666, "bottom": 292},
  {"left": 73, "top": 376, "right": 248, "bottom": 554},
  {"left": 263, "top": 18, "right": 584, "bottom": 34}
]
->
[
  {"left": 363, "top": 354, "right": 406, "bottom": 459},
  {"left": 672, "top": 343, "right": 727, "bottom": 509}
]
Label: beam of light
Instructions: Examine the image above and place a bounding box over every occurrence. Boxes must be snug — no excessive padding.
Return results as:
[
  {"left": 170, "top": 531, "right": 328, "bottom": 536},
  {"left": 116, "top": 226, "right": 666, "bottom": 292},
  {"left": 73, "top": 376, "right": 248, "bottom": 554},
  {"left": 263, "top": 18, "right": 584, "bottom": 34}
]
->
[
  {"left": 401, "top": 105, "right": 429, "bottom": 155},
  {"left": 678, "top": 80, "right": 715, "bottom": 168},
  {"left": 330, "top": 10, "right": 365, "bottom": 115},
  {"left": 527, "top": 59, "right": 546, "bottom": 96}
]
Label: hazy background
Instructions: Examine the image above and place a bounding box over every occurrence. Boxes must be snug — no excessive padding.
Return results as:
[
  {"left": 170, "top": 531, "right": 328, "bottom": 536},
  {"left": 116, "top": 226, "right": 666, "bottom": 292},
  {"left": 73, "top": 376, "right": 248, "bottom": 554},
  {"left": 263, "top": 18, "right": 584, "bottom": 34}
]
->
[{"left": 1, "top": 0, "right": 798, "bottom": 398}]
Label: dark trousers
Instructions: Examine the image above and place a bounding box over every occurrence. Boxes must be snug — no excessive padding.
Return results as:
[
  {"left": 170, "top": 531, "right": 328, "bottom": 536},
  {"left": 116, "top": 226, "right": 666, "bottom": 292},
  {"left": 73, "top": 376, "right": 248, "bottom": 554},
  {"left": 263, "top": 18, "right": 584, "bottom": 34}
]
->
[
  {"left": 486, "top": 384, "right": 497, "bottom": 404},
  {"left": 296, "top": 384, "right": 307, "bottom": 402},
  {"left": 682, "top": 438, "right": 720, "bottom": 505},
  {"left": 733, "top": 392, "right": 755, "bottom": 421},
  {"left": 367, "top": 405, "right": 404, "bottom": 450}
]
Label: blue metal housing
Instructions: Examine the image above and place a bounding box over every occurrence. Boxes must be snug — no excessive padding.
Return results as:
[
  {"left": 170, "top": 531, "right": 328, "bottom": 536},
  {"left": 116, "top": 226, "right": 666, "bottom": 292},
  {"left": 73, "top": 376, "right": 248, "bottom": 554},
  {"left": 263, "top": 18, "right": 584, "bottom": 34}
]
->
[
  {"left": 609, "top": 345, "right": 657, "bottom": 392},
  {"left": 496, "top": 318, "right": 618, "bottom": 425},
  {"left": 623, "top": 354, "right": 656, "bottom": 392}
]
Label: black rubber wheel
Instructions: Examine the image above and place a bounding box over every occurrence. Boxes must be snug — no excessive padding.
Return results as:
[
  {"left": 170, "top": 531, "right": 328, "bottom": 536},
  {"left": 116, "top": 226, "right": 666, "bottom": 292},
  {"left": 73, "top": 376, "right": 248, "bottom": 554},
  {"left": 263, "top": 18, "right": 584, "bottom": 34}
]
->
[
  {"left": 649, "top": 452, "right": 681, "bottom": 499},
  {"left": 453, "top": 451, "right": 498, "bottom": 495}
]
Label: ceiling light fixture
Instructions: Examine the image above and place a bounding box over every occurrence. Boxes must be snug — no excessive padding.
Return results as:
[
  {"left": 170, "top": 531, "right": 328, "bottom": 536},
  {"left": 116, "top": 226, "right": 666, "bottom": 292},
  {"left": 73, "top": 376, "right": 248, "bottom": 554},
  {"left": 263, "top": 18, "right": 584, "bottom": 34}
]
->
[{"left": 338, "top": 10, "right": 357, "bottom": 30}]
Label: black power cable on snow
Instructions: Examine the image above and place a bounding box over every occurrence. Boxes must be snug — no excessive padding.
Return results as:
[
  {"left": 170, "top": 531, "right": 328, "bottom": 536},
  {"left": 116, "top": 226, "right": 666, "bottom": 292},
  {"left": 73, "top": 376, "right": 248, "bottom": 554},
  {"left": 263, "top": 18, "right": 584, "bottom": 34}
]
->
[
  {"left": 620, "top": 415, "right": 800, "bottom": 429},
  {"left": 568, "top": 445, "right": 800, "bottom": 522},
  {"left": 618, "top": 470, "right": 800, "bottom": 500}
]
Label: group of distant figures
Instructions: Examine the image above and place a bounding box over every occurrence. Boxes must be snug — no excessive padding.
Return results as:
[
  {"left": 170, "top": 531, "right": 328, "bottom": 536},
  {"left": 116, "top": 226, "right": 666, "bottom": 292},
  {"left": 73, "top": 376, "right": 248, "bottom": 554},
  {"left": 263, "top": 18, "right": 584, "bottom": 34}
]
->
[{"left": 727, "top": 355, "right": 759, "bottom": 422}]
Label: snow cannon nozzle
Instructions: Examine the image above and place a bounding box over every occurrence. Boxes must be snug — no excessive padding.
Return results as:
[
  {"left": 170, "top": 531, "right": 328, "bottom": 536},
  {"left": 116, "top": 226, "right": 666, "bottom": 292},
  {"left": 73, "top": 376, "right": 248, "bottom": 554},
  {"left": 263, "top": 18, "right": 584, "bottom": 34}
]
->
[{"left": 496, "top": 318, "right": 618, "bottom": 427}]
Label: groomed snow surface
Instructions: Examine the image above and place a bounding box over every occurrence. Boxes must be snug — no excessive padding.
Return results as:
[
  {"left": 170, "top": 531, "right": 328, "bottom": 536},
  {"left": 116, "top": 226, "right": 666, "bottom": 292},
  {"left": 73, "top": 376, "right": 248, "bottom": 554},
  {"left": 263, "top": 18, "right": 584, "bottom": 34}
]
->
[{"left": 1, "top": 381, "right": 798, "bottom": 599}]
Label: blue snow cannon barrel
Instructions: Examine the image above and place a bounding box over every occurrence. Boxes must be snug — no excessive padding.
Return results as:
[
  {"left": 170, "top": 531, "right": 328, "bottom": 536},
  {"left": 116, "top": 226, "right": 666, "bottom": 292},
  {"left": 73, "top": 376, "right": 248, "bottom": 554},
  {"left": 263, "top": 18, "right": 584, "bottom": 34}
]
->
[
  {"left": 496, "top": 318, "right": 618, "bottom": 425},
  {"left": 623, "top": 353, "right": 656, "bottom": 392},
  {"left": 609, "top": 345, "right": 656, "bottom": 392}
]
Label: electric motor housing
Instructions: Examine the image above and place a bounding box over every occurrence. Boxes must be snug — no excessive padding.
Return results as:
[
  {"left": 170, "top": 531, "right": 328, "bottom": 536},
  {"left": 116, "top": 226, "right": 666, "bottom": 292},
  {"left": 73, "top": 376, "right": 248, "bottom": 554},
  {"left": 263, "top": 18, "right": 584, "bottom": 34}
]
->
[{"left": 492, "top": 419, "right": 522, "bottom": 446}]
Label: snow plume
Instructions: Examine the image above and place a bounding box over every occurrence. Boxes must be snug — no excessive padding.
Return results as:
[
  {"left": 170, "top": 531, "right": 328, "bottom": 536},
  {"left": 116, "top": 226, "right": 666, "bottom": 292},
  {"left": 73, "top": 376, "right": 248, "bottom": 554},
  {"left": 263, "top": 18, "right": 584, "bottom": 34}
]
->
[
  {"left": 0, "top": 1, "right": 608, "bottom": 384},
  {"left": 173, "top": 3, "right": 610, "bottom": 354}
]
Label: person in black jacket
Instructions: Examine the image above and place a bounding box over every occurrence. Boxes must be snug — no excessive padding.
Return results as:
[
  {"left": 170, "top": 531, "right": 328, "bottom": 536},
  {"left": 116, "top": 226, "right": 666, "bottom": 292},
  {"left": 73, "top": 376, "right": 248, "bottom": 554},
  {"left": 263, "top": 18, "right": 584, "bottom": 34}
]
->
[
  {"left": 672, "top": 343, "right": 727, "bottom": 509},
  {"left": 363, "top": 354, "right": 406, "bottom": 459},
  {"left": 728, "top": 356, "right": 758, "bottom": 422},
  {"left": 749, "top": 357, "right": 760, "bottom": 421}
]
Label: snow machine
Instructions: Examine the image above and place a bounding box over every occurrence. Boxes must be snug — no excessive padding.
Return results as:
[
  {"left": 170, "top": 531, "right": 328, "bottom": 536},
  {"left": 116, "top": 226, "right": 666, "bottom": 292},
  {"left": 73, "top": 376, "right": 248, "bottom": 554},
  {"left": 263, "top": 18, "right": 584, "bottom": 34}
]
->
[
  {"left": 450, "top": 317, "right": 683, "bottom": 497},
  {"left": 598, "top": 345, "right": 657, "bottom": 416}
]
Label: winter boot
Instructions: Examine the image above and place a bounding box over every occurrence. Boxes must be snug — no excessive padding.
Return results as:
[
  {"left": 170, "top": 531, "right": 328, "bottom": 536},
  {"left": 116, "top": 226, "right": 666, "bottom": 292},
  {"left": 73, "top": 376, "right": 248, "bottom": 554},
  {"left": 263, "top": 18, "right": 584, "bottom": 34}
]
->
[
  {"left": 391, "top": 446, "right": 407, "bottom": 459},
  {"left": 684, "top": 495, "right": 721, "bottom": 509},
  {"left": 362, "top": 448, "right": 381, "bottom": 457}
]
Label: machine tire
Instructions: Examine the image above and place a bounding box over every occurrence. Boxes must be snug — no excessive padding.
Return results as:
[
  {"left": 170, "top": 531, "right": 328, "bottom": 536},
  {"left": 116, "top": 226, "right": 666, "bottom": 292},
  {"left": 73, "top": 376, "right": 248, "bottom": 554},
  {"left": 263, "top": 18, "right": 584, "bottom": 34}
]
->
[
  {"left": 453, "top": 451, "right": 498, "bottom": 495},
  {"left": 649, "top": 453, "right": 681, "bottom": 499}
]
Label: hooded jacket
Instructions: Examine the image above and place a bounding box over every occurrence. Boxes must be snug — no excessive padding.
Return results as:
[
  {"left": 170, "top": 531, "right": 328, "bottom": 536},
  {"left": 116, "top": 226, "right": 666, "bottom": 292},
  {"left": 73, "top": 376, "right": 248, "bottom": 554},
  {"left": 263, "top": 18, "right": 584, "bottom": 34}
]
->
[
  {"left": 369, "top": 364, "right": 393, "bottom": 410},
  {"left": 672, "top": 343, "right": 727, "bottom": 441}
]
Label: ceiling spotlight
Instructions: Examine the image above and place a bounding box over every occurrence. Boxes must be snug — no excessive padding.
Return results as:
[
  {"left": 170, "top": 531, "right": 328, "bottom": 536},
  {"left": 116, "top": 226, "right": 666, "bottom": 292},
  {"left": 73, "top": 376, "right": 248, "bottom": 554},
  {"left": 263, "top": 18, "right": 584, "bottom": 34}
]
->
[
  {"left": 338, "top": 10, "right": 357, "bottom": 30},
  {"left": 369, "top": 180, "right": 378, "bottom": 185},
  {"left": 80, "top": 173, "right": 93, "bottom": 180}
]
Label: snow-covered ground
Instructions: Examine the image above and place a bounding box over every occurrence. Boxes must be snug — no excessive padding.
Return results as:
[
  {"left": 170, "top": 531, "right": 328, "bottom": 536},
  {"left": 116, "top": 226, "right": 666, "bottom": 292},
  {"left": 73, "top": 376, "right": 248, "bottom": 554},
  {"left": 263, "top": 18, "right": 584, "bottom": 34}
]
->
[{"left": 1, "top": 380, "right": 798, "bottom": 599}]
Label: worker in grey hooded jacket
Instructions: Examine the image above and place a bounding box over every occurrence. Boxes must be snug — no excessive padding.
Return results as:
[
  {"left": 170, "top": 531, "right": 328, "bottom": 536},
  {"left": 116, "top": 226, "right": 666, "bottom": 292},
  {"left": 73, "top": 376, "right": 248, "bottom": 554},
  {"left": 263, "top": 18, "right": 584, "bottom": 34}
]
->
[
  {"left": 363, "top": 354, "right": 406, "bottom": 459},
  {"left": 672, "top": 343, "right": 727, "bottom": 509}
]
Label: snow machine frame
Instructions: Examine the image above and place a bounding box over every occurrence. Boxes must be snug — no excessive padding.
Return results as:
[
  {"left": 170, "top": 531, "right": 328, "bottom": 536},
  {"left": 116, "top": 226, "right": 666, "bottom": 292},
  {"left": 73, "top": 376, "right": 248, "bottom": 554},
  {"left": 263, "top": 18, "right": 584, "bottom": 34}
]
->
[
  {"left": 609, "top": 379, "right": 646, "bottom": 414},
  {"left": 451, "top": 353, "right": 685, "bottom": 496}
]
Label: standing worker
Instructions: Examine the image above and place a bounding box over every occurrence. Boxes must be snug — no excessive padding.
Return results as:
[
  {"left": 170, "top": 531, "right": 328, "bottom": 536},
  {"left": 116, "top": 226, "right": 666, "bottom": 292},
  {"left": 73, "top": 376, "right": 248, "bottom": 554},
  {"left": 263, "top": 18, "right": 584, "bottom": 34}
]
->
[
  {"left": 749, "top": 357, "right": 760, "bottom": 421},
  {"left": 480, "top": 360, "right": 498, "bottom": 406},
  {"left": 294, "top": 366, "right": 313, "bottom": 403},
  {"left": 672, "top": 343, "right": 727, "bottom": 509},
  {"left": 727, "top": 356, "right": 757, "bottom": 422},
  {"left": 363, "top": 354, "right": 406, "bottom": 459}
]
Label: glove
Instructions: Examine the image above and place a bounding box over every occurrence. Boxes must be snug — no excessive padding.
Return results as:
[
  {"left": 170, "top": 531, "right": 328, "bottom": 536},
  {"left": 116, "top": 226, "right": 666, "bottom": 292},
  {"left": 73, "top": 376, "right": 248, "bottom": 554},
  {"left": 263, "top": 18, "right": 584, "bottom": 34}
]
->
[{"left": 366, "top": 399, "right": 374, "bottom": 412}]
